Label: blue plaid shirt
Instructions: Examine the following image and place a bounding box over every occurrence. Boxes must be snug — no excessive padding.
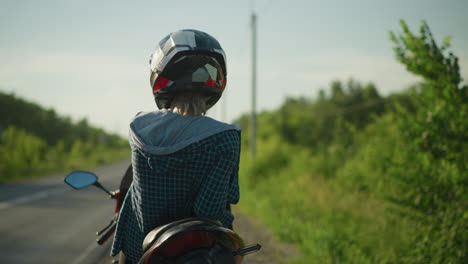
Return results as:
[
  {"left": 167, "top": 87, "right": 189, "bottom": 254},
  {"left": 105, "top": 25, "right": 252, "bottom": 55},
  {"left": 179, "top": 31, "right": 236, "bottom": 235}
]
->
[{"left": 111, "top": 110, "right": 240, "bottom": 263}]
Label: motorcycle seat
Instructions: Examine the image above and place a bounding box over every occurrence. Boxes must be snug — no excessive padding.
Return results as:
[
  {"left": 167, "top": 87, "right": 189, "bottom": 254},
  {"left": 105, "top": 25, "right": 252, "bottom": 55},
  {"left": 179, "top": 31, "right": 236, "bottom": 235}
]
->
[{"left": 142, "top": 217, "right": 223, "bottom": 252}]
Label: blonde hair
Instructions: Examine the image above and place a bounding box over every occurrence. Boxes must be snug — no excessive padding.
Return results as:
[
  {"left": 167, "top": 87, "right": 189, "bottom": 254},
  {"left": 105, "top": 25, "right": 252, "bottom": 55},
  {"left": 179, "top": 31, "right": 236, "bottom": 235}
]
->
[{"left": 169, "top": 92, "right": 208, "bottom": 116}]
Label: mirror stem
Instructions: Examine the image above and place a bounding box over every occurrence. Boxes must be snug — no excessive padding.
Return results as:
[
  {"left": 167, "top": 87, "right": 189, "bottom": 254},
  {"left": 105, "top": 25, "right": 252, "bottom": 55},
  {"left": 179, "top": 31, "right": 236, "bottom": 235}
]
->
[{"left": 94, "top": 182, "right": 115, "bottom": 198}]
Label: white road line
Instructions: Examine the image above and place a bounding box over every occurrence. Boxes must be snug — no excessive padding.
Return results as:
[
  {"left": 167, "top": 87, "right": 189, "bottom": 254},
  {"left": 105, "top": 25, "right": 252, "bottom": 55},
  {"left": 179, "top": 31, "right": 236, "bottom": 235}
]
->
[{"left": 0, "top": 188, "right": 66, "bottom": 211}]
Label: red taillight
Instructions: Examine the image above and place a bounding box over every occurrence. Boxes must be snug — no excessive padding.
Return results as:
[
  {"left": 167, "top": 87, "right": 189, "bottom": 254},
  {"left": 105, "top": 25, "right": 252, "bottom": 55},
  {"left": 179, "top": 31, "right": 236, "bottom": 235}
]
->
[
  {"left": 161, "top": 231, "right": 215, "bottom": 257},
  {"left": 144, "top": 231, "right": 216, "bottom": 263}
]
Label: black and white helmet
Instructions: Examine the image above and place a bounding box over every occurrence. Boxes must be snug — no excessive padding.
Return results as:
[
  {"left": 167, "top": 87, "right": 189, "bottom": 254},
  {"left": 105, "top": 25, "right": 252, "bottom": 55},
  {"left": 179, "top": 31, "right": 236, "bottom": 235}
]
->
[{"left": 149, "top": 29, "right": 227, "bottom": 110}]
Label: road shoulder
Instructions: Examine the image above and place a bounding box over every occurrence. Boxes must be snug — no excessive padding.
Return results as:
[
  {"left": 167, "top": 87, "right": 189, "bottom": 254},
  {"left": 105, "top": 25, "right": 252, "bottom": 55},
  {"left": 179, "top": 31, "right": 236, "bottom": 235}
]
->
[{"left": 232, "top": 207, "right": 299, "bottom": 264}]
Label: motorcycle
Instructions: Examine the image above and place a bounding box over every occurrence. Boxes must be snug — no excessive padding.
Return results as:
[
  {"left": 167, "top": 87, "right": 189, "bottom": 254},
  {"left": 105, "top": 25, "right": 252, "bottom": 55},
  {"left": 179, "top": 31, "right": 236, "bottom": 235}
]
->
[{"left": 64, "top": 170, "right": 261, "bottom": 264}]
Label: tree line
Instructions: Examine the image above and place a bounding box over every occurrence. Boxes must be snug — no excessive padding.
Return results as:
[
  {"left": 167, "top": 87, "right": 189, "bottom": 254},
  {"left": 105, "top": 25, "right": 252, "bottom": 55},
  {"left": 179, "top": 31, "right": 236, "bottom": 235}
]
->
[
  {"left": 0, "top": 92, "right": 129, "bottom": 182},
  {"left": 237, "top": 20, "right": 467, "bottom": 263}
]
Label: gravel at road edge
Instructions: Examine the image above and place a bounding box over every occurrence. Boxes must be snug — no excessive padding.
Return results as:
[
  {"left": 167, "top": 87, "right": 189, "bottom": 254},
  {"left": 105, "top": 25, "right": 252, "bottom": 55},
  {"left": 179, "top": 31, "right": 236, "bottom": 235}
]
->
[{"left": 232, "top": 207, "right": 299, "bottom": 264}]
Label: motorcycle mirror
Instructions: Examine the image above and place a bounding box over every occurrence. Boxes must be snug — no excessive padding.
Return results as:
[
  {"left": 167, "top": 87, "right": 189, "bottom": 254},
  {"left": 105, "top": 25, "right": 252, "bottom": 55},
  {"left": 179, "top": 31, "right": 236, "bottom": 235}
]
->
[{"left": 64, "top": 171, "right": 98, "bottom": 189}]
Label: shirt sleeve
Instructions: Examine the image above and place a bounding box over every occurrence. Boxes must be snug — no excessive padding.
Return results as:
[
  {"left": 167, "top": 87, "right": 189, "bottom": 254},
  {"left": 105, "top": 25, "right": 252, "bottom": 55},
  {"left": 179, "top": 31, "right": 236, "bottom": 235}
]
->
[
  {"left": 228, "top": 152, "right": 240, "bottom": 205},
  {"left": 193, "top": 130, "right": 240, "bottom": 227}
]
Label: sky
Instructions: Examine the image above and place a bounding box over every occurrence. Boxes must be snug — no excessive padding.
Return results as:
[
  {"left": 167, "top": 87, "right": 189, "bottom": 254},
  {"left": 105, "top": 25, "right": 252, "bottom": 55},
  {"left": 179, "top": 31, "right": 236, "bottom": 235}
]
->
[{"left": 1, "top": 0, "right": 467, "bottom": 137}]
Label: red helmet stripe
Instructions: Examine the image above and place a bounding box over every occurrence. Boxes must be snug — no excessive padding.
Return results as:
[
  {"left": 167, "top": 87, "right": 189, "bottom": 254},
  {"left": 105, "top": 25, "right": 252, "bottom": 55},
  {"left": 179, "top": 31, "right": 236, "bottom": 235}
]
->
[
  {"left": 204, "top": 79, "right": 217, "bottom": 87},
  {"left": 153, "top": 77, "right": 170, "bottom": 92}
]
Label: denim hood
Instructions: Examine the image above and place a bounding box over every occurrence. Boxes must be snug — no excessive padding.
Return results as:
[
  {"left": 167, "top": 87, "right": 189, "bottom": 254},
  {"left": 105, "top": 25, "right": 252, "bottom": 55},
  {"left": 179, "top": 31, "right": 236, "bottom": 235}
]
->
[{"left": 129, "top": 109, "right": 239, "bottom": 155}]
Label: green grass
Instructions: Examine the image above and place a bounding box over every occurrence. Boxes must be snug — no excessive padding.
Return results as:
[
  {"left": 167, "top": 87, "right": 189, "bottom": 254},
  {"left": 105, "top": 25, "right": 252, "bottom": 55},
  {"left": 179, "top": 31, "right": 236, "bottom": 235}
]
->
[{"left": 237, "top": 140, "right": 416, "bottom": 264}]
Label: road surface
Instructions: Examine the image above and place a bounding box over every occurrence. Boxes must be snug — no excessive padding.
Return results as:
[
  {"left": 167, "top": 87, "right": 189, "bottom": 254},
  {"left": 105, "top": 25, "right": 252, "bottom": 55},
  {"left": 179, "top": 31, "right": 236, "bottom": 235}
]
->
[
  {"left": 0, "top": 161, "right": 130, "bottom": 264},
  {"left": 0, "top": 160, "right": 297, "bottom": 264}
]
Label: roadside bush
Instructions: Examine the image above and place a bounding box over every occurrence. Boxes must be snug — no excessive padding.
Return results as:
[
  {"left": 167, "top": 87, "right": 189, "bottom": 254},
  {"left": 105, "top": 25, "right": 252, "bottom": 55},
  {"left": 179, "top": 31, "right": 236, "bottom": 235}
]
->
[
  {"left": 0, "top": 126, "right": 129, "bottom": 182},
  {"left": 237, "top": 20, "right": 467, "bottom": 263}
]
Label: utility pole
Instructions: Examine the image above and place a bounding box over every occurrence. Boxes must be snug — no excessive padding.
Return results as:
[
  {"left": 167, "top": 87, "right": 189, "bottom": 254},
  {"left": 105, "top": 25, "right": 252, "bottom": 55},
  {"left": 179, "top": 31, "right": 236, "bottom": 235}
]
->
[{"left": 250, "top": 12, "right": 257, "bottom": 158}]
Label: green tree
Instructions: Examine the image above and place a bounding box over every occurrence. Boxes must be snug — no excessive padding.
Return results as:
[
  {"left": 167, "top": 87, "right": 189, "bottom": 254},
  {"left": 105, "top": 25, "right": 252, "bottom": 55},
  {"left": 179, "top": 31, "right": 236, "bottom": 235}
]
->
[
  {"left": 387, "top": 20, "right": 467, "bottom": 263},
  {"left": 0, "top": 127, "right": 46, "bottom": 181}
]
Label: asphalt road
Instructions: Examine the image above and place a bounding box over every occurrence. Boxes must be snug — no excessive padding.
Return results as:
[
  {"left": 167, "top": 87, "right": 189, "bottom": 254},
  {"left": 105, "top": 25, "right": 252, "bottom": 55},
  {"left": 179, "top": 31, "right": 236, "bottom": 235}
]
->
[
  {"left": 0, "top": 160, "right": 131, "bottom": 264},
  {"left": 0, "top": 160, "right": 298, "bottom": 264}
]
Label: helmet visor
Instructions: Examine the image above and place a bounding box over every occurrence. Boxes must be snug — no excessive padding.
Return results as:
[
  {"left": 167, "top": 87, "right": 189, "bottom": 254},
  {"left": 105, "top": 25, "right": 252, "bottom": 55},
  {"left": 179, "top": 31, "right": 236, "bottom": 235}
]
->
[{"left": 164, "top": 55, "right": 226, "bottom": 88}]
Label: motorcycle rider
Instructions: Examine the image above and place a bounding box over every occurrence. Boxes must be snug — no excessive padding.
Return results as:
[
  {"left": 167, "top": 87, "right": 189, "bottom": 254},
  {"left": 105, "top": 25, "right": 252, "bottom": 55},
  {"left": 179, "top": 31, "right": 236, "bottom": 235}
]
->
[{"left": 111, "top": 29, "right": 241, "bottom": 263}]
